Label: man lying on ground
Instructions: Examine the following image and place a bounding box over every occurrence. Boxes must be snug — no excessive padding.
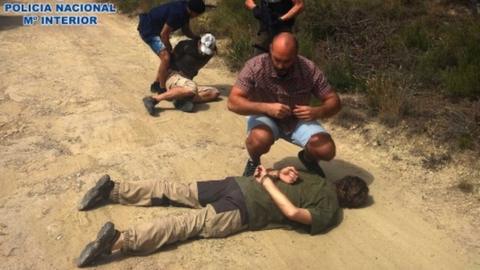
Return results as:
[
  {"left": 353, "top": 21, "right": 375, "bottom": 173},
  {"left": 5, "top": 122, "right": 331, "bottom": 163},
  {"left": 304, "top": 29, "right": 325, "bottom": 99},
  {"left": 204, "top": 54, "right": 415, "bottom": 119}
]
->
[
  {"left": 143, "top": 33, "right": 220, "bottom": 116},
  {"left": 76, "top": 165, "right": 369, "bottom": 267}
]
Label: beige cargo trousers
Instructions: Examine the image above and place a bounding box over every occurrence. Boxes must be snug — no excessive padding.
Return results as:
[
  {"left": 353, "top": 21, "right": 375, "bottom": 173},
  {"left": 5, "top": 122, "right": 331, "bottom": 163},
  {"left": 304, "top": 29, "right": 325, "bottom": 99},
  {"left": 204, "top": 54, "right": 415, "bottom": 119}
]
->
[{"left": 109, "top": 178, "right": 248, "bottom": 254}]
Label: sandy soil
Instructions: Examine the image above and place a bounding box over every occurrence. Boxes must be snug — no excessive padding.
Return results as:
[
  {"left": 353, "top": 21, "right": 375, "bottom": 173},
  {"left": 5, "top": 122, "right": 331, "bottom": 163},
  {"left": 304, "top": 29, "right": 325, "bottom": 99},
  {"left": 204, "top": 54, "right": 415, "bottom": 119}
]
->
[{"left": 0, "top": 6, "right": 479, "bottom": 270}]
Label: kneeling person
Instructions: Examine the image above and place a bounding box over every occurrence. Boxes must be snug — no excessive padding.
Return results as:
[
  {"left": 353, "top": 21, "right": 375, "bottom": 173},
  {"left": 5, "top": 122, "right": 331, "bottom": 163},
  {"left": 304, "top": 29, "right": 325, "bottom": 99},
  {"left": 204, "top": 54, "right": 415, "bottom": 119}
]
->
[
  {"left": 143, "top": 33, "right": 220, "bottom": 116},
  {"left": 76, "top": 165, "right": 369, "bottom": 267}
]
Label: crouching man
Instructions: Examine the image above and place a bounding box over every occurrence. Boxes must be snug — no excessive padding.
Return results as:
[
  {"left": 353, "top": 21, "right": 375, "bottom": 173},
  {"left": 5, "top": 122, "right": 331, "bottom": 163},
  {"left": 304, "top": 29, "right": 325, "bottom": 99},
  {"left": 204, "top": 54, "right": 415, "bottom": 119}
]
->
[{"left": 76, "top": 166, "right": 369, "bottom": 267}]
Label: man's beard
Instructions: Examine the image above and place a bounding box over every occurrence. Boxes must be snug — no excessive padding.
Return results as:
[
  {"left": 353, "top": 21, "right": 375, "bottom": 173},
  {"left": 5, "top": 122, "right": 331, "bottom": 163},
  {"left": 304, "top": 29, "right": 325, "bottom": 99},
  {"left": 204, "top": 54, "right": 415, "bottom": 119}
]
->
[{"left": 274, "top": 67, "right": 290, "bottom": 78}]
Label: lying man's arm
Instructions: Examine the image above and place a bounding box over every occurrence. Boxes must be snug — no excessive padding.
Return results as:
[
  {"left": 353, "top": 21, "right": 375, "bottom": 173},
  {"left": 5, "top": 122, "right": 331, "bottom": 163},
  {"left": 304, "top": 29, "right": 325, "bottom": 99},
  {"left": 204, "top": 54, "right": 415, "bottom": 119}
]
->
[{"left": 255, "top": 166, "right": 312, "bottom": 225}]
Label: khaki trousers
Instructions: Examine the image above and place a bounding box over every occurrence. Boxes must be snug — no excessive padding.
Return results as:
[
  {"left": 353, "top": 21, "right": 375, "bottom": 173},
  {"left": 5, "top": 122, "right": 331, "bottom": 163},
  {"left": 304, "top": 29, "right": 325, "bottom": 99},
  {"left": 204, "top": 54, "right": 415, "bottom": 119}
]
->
[{"left": 110, "top": 180, "right": 248, "bottom": 254}]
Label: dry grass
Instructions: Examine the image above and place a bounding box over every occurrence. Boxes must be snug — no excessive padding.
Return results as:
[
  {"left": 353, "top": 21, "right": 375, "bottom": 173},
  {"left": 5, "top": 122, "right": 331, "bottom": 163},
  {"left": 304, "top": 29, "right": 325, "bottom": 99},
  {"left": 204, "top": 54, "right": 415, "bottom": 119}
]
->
[{"left": 365, "top": 72, "right": 413, "bottom": 126}]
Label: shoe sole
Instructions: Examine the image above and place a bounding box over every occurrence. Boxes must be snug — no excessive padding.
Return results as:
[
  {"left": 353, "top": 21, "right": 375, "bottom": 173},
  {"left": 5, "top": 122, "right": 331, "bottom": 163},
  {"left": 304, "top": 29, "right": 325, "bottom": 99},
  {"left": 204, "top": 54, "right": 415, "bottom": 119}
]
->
[{"left": 78, "top": 175, "right": 111, "bottom": 211}]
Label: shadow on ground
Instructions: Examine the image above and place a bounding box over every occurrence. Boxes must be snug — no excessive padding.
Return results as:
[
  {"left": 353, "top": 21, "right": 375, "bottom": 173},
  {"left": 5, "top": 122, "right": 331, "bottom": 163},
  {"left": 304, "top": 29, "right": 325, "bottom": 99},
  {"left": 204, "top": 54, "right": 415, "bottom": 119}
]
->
[{"left": 273, "top": 157, "right": 375, "bottom": 185}]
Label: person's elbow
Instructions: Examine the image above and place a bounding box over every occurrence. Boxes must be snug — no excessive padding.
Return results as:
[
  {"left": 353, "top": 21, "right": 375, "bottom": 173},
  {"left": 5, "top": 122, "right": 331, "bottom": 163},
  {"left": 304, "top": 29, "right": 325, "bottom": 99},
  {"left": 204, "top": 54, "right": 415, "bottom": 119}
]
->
[
  {"left": 333, "top": 93, "right": 342, "bottom": 114},
  {"left": 285, "top": 207, "right": 301, "bottom": 220},
  {"left": 227, "top": 97, "right": 237, "bottom": 112}
]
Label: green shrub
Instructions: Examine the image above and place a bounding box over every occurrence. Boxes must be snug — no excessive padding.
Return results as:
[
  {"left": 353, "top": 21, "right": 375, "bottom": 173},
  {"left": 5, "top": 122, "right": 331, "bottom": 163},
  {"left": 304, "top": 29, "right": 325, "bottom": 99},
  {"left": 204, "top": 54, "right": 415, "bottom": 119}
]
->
[
  {"left": 442, "top": 64, "right": 480, "bottom": 98},
  {"left": 325, "top": 57, "right": 360, "bottom": 91},
  {"left": 417, "top": 20, "right": 480, "bottom": 98},
  {"left": 457, "top": 132, "right": 474, "bottom": 150},
  {"left": 401, "top": 21, "right": 431, "bottom": 51}
]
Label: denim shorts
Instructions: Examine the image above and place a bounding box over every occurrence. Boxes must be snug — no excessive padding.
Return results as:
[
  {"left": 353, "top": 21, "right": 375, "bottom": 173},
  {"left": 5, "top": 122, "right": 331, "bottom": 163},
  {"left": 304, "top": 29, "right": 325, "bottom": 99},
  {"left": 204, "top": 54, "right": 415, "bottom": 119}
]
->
[
  {"left": 142, "top": 35, "right": 166, "bottom": 55},
  {"left": 247, "top": 115, "right": 328, "bottom": 147}
]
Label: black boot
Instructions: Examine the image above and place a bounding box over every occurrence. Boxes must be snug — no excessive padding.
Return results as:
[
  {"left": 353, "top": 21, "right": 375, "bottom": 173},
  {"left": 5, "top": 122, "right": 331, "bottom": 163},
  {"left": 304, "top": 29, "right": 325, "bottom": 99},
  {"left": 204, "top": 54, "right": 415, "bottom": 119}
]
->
[
  {"left": 298, "top": 150, "right": 326, "bottom": 177},
  {"left": 143, "top": 96, "right": 159, "bottom": 116},
  {"left": 150, "top": 82, "right": 166, "bottom": 94},
  {"left": 77, "top": 222, "right": 120, "bottom": 267},
  {"left": 78, "top": 175, "right": 115, "bottom": 211},
  {"left": 242, "top": 159, "right": 259, "bottom": 177}
]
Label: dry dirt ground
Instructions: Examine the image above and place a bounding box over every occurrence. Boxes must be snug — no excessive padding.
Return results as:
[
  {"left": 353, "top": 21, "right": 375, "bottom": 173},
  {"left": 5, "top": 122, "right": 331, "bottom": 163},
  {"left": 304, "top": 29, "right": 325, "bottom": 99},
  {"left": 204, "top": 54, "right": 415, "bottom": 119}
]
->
[{"left": 1, "top": 6, "right": 479, "bottom": 270}]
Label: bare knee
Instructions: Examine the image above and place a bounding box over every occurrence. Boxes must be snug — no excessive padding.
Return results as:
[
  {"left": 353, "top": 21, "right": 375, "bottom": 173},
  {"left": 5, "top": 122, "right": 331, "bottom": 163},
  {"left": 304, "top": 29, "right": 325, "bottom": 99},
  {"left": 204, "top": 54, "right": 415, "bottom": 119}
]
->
[
  {"left": 209, "top": 89, "right": 220, "bottom": 99},
  {"left": 306, "top": 133, "right": 336, "bottom": 161},
  {"left": 246, "top": 126, "right": 275, "bottom": 152}
]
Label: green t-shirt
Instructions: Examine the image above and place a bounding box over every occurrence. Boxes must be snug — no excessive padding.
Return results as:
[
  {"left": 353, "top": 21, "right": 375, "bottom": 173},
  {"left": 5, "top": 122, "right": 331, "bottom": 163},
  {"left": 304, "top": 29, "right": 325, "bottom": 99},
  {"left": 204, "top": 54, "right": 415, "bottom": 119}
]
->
[{"left": 235, "top": 171, "right": 339, "bottom": 235}]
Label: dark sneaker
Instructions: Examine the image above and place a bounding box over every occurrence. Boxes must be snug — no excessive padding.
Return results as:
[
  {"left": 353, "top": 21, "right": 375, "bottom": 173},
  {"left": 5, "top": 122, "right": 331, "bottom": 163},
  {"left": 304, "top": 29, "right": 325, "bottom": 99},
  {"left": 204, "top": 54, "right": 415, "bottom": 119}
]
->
[
  {"left": 298, "top": 150, "right": 326, "bottom": 177},
  {"left": 150, "top": 82, "right": 166, "bottom": 94},
  {"left": 142, "top": 96, "right": 159, "bottom": 116},
  {"left": 243, "top": 159, "right": 259, "bottom": 177},
  {"left": 173, "top": 99, "right": 194, "bottom": 112},
  {"left": 77, "top": 222, "right": 120, "bottom": 267},
  {"left": 78, "top": 175, "right": 114, "bottom": 211}
]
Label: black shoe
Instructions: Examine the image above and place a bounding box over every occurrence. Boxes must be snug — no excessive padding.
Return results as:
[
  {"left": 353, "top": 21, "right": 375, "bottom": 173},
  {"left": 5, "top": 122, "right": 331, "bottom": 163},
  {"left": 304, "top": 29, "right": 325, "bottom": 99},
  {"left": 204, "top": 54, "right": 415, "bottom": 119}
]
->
[
  {"left": 142, "top": 96, "right": 159, "bottom": 116},
  {"left": 150, "top": 82, "right": 166, "bottom": 94},
  {"left": 77, "top": 222, "right": 120, "bottom": 267},
  {"left": 78, "top": 175, "right": 114, "bottom": 211},
  {"left": 173, "top": 99, "right": 194, "bottom": 112},
  {"left": 243, "top": 159, "right": 259, "bottom": 177},
  {"left": 298, "top": 150, "right": 326, "bottom": 177}
]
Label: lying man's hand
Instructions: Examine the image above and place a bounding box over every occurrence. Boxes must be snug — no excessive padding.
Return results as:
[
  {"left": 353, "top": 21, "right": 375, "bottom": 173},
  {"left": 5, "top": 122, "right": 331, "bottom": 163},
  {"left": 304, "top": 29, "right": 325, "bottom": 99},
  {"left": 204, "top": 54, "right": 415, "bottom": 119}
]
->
[
  {"left": 279, "top": 166, "right": 298, "bottom": 184},
  {"left": 254, "top": 165, "right": 268, "bottom": 184},
  {"left": 293, "top": 105, "right": 319, "bottom": 121}
]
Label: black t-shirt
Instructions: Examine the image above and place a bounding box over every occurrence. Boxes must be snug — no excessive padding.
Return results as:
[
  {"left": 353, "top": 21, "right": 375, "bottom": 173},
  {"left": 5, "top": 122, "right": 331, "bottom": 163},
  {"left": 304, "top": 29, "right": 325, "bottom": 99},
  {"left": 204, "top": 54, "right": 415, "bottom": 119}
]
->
[
  {"left": 235, "top": 171, "right": 340, "bottom": 235},
  {"left": 170, "top": 39, "right": 212, "bottom": 79},
  {"left": 138, "top": 1, "right": 190, "bottom": 39}
]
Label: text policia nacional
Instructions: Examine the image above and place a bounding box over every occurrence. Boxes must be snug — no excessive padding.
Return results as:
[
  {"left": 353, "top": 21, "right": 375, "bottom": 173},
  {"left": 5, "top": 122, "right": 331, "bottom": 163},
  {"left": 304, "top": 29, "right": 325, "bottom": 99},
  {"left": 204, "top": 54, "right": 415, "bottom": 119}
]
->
[{"left": 3, "top": 3, "right": 117, "bottom": 25}]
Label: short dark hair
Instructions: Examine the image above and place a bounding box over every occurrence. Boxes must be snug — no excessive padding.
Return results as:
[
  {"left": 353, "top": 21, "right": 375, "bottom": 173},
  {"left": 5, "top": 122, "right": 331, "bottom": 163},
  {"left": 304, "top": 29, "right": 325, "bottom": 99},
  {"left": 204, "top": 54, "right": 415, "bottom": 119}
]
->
[
  {"left": 335, "top": 176, "right": 369, "bottom": 208},
  {"left": 188, "top": 0, "right": 206, "bottom": 14}
]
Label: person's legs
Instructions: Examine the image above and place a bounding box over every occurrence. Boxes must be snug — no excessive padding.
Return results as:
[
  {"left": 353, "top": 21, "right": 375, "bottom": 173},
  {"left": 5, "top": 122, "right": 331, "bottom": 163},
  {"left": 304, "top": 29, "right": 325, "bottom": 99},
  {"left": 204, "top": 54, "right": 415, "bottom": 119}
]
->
[
  {"left": 253, "top": 30, "right": 270, "bottom": 56},
  {"left": 289, "top": 121, "right": 335, "bottom": 177},
  {"left": 142, "top": 36, "right": 168, "bottom": 93},
  {"left": 152, "top": 86, "right": 195, "bottom": 102},
  {"left": 77, "top": 179, "right": 248, "bottom": 266},
  {"left": 305, "top": 133, "right": 336, "bottom": 161},
  {"left": 246, "top": 115, "right": 279, "bottom": 164},
  {"left": 156, "top": 48, "right": 170, "bottom": 90},
  {"left": 243, "top": 115, "right": 280, "bottom": 176},
  {"left": 192, "top": 86, "right": 220, "bottom": 103},
  {"left": 119, "top": 205, "right": 246, "bottom": 254},
  {"left": 111, "top": 180, "right": 203, "bottom": 208},
  {"left": 143, "top": 73, "right": 197, "bottom": 115}
]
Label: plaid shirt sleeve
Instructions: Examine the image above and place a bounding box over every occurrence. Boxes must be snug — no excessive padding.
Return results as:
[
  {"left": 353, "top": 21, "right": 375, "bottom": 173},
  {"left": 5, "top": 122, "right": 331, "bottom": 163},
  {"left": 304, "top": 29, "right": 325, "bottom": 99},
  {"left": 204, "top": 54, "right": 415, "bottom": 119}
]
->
[
  {"left": 234, "top": 60, "right": 255, "bottom": 94},
  {"left": 312, "top": 66, "right": 332, "bottom": 99}
]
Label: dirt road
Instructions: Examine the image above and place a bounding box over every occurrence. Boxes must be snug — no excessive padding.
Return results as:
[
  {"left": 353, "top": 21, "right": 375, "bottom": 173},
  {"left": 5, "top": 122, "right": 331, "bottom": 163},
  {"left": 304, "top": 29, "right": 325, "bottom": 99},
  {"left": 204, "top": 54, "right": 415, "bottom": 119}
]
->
[{"left": 0, "top": 7, "right": 478, "bottom": 270}]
